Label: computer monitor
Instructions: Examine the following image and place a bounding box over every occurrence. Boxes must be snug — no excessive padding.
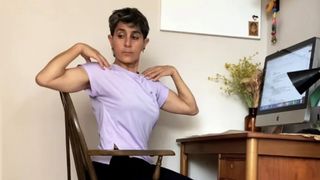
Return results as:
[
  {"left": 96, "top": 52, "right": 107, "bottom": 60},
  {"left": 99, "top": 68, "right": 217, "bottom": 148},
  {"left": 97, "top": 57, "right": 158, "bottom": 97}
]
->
[{"left": 256, "top": 37, "right": 320, "bottom": 132}]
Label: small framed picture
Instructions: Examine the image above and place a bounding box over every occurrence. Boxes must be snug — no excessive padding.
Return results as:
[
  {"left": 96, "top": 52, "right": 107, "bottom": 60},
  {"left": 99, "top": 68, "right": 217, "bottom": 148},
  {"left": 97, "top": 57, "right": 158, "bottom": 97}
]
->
[{"left": 248, "top": 21, "right": 259, "bottom": 36}]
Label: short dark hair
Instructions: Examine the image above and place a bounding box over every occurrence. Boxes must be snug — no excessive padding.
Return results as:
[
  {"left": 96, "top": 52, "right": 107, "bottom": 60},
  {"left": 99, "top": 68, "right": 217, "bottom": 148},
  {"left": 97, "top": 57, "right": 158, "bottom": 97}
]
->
[{"left": 109, "top": 7, "right": 149, "bottom": 39}]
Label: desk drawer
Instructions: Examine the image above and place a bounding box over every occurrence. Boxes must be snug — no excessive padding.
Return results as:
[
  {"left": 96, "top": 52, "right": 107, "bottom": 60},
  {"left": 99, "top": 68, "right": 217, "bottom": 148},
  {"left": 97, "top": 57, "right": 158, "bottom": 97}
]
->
[{"left": 218, "top": 154, "right": 245, "bottom": 180}]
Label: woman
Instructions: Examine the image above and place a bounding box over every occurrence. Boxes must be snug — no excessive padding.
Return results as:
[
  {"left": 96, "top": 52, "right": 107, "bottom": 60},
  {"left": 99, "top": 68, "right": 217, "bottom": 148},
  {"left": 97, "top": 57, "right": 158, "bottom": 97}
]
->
[{"left": 36, "top": 7, "right": 198, "bottom": 179}]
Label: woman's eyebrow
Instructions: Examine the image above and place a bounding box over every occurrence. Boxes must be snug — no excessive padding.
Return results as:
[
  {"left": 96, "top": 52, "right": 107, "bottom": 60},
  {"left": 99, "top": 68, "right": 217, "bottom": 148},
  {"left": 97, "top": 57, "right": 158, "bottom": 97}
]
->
[{"left": 115, "top": 28, "right": 142, "bottom": 35}]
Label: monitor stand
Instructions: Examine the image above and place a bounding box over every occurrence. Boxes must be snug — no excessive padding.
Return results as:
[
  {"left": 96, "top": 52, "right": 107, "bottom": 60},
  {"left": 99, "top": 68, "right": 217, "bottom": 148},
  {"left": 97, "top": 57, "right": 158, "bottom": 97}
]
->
[{"left": 261, "top": 125, "right": 284, "bottom": 134}]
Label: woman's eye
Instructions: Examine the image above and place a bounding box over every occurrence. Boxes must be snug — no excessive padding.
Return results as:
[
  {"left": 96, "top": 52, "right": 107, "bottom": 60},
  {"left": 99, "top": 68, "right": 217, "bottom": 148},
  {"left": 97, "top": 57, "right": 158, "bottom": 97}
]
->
[
  {"left": 132, "top": 34, "right": 141, "bottom": 40},
  {"left": 117, "top": 33, "right": 125, "bottom": 38}
]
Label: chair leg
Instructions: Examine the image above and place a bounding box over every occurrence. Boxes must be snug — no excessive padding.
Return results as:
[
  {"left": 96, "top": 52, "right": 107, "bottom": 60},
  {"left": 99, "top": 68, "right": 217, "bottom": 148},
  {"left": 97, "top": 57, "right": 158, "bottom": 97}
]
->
[{"left": 152, "top": 155, "right": 163, "bottom": 180}]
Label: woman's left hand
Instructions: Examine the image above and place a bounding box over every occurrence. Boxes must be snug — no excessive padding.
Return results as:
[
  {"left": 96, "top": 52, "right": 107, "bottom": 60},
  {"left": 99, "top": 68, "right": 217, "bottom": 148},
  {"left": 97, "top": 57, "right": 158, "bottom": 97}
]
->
[{"left": 142, "top": 65, "right": 176, "bottom": 81}]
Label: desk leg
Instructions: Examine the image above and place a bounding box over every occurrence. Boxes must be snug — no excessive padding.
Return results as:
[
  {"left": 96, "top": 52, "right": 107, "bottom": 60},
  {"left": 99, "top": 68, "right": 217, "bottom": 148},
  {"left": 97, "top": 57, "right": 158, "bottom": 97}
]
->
[
  {"left": 180, "top": 143, "right": 188, "bottom": 176},
  {"left": 246, "top": 138, "right": 258, "bottom": 180}
]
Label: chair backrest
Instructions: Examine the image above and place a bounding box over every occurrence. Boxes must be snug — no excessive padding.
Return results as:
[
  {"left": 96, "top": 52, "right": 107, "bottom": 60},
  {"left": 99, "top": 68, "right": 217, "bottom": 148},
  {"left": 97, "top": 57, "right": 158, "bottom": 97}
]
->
[{"left": 59, "top": 91, "right": 97, "bottom": 180}]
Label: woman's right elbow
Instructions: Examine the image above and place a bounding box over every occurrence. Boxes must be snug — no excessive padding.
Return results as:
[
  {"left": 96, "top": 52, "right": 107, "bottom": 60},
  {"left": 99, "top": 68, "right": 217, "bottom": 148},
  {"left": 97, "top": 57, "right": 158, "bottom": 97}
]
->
[{"left": 35, "top": 73, "right": 49, "bottom": 87}]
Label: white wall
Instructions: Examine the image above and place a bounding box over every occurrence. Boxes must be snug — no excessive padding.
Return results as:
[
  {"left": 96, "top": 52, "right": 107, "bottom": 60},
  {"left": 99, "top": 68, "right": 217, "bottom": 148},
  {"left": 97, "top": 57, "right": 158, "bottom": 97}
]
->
[
  {"left": 1, "top": 0, "right": 318, "bottom": 180},
  {"left": 0, "top": 4, "right": 5, "bottom": 178},
  {"left": 0, "top": 92, "right": 2, "bottom": 180}
]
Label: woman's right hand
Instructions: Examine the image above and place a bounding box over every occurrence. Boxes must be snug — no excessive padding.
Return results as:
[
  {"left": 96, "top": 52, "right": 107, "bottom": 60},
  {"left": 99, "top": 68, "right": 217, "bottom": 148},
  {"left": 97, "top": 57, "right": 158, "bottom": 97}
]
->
[{"left": 76, "top": 43, "right": 110, "bottom": 69}]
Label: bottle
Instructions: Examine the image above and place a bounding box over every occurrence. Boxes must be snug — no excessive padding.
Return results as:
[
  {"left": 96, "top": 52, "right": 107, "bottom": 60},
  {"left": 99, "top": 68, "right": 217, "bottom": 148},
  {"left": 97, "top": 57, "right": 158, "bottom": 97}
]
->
[{"left": 244, "top": 108, "right": 261, "bottom": 132}]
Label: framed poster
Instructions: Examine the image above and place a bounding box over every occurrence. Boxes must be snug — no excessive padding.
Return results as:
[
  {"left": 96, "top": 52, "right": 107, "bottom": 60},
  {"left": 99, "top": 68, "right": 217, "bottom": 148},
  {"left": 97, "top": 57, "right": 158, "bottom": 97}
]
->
[{"left": 160, "top": 0, "right": 261, "bottom": 39}]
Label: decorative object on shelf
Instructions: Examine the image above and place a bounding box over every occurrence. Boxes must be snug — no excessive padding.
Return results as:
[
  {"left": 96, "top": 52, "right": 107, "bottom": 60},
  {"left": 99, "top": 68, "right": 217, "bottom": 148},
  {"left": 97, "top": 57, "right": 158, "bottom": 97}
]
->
[
  {"left": 208, "top": 53, "right": 262, "bottom": 132},
  {"left": 271, "top": 9, "right": 278, "bottom": 44},
  {"left": 244, "top": 107, "right": 261, "bottom": 132},
  {"left": 266, "top": 0, "right": 280, "bottom": 44}
]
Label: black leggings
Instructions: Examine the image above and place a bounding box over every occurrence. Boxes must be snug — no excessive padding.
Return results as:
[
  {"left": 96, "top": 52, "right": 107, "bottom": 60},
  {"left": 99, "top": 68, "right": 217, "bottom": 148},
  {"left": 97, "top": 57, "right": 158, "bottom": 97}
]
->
[{"left": 93, "top": 156, "right": 192, "bottom": 180}]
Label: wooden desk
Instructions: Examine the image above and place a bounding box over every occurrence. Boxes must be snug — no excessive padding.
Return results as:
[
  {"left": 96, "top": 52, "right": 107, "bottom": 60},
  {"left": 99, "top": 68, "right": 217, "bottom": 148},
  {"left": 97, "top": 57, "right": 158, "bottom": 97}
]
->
[{"left": 176, "top": 131, "right": 320, "bottom": 180}]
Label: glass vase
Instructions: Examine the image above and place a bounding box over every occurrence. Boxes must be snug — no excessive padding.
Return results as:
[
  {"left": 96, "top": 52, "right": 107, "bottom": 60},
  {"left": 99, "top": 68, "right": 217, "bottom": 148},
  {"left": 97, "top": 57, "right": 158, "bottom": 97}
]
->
[{"left": 244, "top": 107, "right": 261, "bottom": 132}]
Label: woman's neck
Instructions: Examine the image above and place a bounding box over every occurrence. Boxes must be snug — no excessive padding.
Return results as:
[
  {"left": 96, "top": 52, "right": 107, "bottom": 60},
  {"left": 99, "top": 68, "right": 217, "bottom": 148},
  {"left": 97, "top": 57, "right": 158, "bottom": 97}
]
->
[{"left": 113, "top": 60, "right": 139, "bottom": 73}]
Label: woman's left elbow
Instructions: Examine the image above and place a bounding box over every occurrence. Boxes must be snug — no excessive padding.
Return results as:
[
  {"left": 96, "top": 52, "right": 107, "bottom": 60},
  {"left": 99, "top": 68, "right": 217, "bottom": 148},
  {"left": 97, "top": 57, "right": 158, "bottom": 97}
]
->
[{"left": 188, "top": 106, "right": 199, "bottom": 116}]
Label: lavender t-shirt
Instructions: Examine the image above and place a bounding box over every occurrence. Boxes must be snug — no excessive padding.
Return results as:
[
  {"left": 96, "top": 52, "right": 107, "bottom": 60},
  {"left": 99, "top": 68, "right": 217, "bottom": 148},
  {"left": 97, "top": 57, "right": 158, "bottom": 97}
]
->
[{"left": 81, "top": 63, "right": 169, "bottom": 164}]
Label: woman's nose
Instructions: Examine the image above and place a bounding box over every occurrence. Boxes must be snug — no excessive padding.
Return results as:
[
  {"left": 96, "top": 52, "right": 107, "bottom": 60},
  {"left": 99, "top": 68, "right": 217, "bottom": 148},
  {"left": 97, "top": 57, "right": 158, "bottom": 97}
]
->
[{"left": 124, "top": 37, "right": 132, "bottom": 47}]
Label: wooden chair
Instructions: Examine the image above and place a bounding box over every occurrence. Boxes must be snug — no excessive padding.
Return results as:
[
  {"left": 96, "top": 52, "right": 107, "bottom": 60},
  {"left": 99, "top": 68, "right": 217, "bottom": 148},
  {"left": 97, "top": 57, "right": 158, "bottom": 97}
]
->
[{"left": 59, "top": 91, "right": 175, "bottom": 180}]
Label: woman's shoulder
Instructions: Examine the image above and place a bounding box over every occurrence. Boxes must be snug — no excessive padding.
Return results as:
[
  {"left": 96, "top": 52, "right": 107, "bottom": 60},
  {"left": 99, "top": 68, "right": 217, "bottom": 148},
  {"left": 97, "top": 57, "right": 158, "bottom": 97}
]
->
[
  {"left": 81, "top": 62, "right": 110, "bottom": 72},
  {"left": 81, "top": 62, "right": 100, "bottom": 69}
]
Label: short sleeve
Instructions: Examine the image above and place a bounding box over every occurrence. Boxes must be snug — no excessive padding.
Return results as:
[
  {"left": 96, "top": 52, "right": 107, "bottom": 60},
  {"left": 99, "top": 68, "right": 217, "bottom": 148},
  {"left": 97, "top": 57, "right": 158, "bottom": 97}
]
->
[
  {"left": 80, "top": 62, "right": 102, "bottom": 97},
  {"left": 155, "top": 82, "right": 169, "bottom": 107}
]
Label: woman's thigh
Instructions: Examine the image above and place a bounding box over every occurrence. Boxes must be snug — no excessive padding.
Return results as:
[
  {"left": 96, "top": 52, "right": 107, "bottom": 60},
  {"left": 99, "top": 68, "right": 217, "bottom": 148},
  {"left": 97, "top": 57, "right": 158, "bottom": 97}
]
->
[{"left": 93, "top": 157, "right": 192, "bottom": 180}]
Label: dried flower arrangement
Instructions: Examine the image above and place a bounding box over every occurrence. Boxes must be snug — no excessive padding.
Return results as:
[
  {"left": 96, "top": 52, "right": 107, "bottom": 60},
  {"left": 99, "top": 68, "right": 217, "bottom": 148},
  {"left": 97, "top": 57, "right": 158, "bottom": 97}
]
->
[{"left": 208, "top": 53, "right": 263, "bottom": 108}]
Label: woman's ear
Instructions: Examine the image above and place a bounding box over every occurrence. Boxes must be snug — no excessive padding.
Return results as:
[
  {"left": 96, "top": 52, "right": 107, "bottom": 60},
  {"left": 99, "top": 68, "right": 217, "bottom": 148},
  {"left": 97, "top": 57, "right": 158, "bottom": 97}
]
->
[
  {"left": 108, "top": 35, "right": 113, "bottom": 47},
  {"left": 143, "top": 38, "right": 149, "bottom": 51},
  {"left": 108, "top": 35, "right": 115, "bottom": 57}
]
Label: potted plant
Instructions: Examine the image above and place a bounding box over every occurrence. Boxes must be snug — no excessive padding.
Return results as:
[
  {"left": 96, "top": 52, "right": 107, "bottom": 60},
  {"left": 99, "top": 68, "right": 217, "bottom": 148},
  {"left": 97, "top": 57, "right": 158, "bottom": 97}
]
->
[{"left": 208, "top": 53, "right": 262, "bottom": 131}]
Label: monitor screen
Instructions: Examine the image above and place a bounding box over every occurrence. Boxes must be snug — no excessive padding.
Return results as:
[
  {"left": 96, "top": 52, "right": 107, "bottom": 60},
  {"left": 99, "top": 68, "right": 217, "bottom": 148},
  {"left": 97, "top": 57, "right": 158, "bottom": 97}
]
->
[
  {"left": 259, "top": 44, "right": 312, "bottom": 113},
  {"left": 256, "top": 37, "right": 319, "bottom": 127}
]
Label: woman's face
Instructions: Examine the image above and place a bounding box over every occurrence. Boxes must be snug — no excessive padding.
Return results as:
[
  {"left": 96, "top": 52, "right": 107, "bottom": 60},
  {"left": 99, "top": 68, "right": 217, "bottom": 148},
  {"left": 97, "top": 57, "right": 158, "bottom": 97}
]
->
[{"left": 108, "top": 22, "right": 149, "bottom": 67}]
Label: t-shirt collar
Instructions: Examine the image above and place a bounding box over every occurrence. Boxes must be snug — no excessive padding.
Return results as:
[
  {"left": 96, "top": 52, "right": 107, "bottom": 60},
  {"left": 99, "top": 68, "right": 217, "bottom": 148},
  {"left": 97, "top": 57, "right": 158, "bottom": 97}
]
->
[{"left": 111, "top": 64, "right": 140, "bottom": 78}]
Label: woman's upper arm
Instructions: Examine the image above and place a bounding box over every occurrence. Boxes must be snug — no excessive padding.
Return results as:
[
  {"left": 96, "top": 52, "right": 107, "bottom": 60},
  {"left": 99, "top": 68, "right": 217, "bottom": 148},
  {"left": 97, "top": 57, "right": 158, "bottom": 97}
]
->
[
  {"left": 37, "top": 66, "right": 89, "bottom": 92},
  {"left": 161, "top": 90, "right": 195, "bottom": 115}
]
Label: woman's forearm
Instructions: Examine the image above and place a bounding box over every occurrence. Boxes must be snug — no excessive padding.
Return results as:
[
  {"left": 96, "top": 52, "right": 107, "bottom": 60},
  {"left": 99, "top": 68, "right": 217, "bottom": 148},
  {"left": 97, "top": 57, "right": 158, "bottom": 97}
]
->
[
  {"left": 35, "top": 43, "right": 83, "bottom": 87},
  {"left": 170, "top": 68, "right": 199, "bottom": 115}
]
